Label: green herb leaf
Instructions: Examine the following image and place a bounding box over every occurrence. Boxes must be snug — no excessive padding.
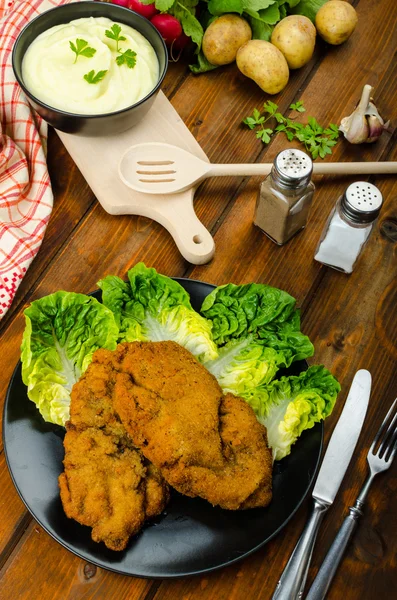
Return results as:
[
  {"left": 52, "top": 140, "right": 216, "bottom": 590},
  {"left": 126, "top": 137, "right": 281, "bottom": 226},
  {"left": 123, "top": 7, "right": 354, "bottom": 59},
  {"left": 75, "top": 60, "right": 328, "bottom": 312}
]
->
[
  {"left": 116, "top": 48, "right": 137, "bottom": 69},
  {"left": 290, "top": 100, "right": 306, "bottom": 113},
  {"left": 244, "top": 100, "right": 340, "bottom": 159},
  {"left": 105, "top": 24, "right": 127, "bottom": 52},
  {"left": 69, "top": 38, "right": 96, "bottom": 63},
  {"left": 256, "top": 128, "right": 273, "bottom": 143},
  {"left": 83, "top": 69, "right": 108, "bottom": 84}
]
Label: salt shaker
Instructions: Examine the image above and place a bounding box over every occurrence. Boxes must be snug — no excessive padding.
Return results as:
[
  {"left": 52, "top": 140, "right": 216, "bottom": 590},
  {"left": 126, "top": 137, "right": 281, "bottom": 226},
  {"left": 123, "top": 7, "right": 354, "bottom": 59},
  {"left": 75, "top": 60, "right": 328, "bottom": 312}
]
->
[
  {"left": 314, "top": 181, "right": 383, "bottom": 273},
  {"left": 254, "top": 149, "right": 315, "bottom": 245}
]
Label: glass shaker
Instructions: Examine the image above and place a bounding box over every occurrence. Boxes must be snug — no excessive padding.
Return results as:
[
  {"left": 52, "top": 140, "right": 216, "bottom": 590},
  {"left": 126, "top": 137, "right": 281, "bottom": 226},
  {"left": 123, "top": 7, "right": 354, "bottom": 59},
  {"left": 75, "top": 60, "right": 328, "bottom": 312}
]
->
[
  {"left": 314, "top": 181, "right": 383, "bottom": 273},
  {"left": 254, "top": 149, "right": 315, "bottom": 245}
]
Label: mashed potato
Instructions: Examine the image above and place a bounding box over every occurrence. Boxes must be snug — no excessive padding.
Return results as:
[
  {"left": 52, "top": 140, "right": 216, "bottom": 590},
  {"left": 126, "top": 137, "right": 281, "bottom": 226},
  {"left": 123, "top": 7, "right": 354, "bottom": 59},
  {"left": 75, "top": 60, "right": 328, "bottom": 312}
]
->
[{"left": 22, "top": 17, "right": 159, "bottom": 114}]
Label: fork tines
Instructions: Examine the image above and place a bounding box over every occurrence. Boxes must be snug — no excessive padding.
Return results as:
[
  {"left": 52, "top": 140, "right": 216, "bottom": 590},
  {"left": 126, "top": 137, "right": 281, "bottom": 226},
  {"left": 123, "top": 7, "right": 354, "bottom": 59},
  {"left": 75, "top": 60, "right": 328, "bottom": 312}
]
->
[{"left": 370, "top": 398, "right": 397, "bottom": 461}]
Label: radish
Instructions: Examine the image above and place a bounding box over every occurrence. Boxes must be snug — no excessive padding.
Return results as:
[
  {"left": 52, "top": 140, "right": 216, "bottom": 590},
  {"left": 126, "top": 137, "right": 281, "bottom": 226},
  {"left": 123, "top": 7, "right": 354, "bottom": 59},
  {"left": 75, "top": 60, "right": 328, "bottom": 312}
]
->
[
  {"left": 128, "top": 0, "right": 159, "bottom": 20},
  {"left": 109, "top": 0, "right": 130, "bottom": 7},
  {"left": 173, "top": 32, "right": 190, "bottom": 51},
  {"left": 150, "top": 14, "right": 182, "bottom": 46}
]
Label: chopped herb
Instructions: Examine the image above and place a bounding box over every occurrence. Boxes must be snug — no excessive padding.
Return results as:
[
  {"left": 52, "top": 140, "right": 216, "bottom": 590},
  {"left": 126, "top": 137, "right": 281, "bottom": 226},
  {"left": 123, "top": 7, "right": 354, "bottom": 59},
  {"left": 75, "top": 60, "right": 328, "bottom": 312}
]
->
[
  {"left": 105, "top": 24, "right": 127, "bottom": 52},
  {"left": 243, "top": 100, "right": 339, "bottom": 160},
  {"left": 116, "top": 49, "right": 137, "bottom": 69},
  {"left": 289, "top": 101, "right": 306, "bottom": 113},
  {"left": 69, "top": 38, "right": 96, "bottom": 63},
  {"left": 83, "top": 69, "right": 108, "bottom": 84}
]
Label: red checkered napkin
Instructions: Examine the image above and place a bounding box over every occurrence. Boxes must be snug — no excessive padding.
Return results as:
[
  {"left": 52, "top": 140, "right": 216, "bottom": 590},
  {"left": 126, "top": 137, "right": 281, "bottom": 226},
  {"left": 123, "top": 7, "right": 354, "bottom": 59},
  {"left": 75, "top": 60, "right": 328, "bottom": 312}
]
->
[{"left": 0, "top": 0, "right": 75, "bottom": 319}]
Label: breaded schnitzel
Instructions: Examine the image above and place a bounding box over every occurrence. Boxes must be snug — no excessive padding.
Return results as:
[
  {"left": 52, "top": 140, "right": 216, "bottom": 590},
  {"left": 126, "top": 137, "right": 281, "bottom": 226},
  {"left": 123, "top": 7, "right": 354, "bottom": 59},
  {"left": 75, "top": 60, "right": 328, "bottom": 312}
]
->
[
  {"left": 110, "top": 341, "right": 273, "bottom": 510},
  {"left": 58, "top": 352, "right": 169, "bottom": 551}
]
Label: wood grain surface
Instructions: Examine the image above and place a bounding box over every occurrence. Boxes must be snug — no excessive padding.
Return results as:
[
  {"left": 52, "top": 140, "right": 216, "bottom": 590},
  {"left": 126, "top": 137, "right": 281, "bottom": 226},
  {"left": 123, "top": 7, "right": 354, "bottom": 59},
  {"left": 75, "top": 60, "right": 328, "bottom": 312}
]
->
[{"left": 1, "top": 0, "right": 396, "bottom": 598}]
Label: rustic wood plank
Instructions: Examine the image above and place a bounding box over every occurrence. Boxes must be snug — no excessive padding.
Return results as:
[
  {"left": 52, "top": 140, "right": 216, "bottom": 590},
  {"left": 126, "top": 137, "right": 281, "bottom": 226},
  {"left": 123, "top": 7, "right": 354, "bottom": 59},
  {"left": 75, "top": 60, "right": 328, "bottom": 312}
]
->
[
  {"left": 0, "top": 522, "right": 153, "bottom": 600},
  {"left": 0, "top": 0, "right": 396, "bottom": 597},
  {"left": 0, "top": 452, "right": 31, "bottom": 570}
]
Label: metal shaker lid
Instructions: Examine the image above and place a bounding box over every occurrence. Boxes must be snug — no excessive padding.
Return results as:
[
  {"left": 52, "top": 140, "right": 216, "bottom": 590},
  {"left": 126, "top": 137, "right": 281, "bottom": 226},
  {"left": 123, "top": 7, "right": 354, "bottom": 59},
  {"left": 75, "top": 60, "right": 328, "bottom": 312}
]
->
[
  {"left": 341, "top": 182, "right": 383, "bottom": 223},
  {"left": 273, "top": 149, "right": 313, "bottom": 188}
]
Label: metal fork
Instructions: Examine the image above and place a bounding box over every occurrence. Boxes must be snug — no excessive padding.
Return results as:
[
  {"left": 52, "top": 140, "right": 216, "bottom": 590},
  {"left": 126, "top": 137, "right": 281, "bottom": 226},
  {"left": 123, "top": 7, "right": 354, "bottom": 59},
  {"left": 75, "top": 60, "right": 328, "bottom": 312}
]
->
[{"left": 305, "top": 398, "right": 397, "bottom": 600}]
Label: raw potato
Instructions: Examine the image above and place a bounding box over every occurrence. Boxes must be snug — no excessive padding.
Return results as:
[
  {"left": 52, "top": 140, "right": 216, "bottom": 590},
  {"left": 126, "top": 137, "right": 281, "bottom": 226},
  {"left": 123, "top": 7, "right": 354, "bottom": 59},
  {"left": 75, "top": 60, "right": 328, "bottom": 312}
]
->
[
  {"left": 315, "top": 0, "right": 358, "bottom": 45},
  {"left": 236, "top": 40, "right": 289, "bottom": 95},
  {"left": 271, "top": 15, "right": 316, "bottom": 69},
  {"left": 202, "top": 14, "right": 252, "bottom": 66}
]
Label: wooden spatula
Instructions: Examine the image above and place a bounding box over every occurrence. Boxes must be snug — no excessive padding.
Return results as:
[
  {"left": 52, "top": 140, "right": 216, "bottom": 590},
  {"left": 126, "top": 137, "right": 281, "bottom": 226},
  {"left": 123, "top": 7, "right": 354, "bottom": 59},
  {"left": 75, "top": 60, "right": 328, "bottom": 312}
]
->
[{"left": 119, "top": 142, "right": 397, "bottom": 195}]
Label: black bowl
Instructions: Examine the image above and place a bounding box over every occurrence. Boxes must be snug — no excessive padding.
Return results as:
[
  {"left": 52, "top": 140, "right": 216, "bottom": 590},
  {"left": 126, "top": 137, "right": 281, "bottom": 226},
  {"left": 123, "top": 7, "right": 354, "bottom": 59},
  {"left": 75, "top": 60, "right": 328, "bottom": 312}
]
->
[{"left": 12, "top": 2, "right": 168, "bottom": 136}]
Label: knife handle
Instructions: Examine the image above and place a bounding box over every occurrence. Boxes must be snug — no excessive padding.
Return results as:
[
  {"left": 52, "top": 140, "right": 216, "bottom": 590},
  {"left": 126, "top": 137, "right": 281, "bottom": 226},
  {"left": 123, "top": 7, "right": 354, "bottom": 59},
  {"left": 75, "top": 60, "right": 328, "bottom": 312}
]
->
[
  {"left": 305, "top": 504, "right": 363, "bottom": 600},
  {"left": 272, "top": 499, "right": 329, "bottom": 600}
]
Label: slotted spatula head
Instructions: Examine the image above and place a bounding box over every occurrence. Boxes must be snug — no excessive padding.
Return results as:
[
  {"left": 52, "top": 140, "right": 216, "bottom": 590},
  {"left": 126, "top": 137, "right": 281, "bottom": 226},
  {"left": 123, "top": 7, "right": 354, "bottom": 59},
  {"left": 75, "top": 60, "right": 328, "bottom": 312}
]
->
[{"left": 119, "top": 142, "right": 210, "bottom": 194}]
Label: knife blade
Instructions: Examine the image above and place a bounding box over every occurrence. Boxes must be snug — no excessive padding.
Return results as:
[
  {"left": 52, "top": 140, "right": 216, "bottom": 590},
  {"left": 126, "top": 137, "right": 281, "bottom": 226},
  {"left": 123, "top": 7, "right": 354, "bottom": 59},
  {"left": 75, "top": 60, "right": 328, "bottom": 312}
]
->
[
  {"left": 312, "top": 369, "right": 371, "bottom": 504},
  {"left": 272, "top": 369, "right": 371, "bottom": 600}
]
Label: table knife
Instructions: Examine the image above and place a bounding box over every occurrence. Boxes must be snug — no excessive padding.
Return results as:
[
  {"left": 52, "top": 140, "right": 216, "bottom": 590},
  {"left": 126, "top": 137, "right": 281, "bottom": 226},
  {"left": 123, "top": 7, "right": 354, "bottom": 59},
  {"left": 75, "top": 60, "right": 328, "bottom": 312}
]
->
[{"left": 271, "top": 369, "right": 371, "bottom": 600}]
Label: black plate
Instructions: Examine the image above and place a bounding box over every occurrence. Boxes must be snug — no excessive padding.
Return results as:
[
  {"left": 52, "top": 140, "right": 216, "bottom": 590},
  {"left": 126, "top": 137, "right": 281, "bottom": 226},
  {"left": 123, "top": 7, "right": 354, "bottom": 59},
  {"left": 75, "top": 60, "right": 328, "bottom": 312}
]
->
[{"left": 3, "top": 279, "right": 322, "bottom": 578}]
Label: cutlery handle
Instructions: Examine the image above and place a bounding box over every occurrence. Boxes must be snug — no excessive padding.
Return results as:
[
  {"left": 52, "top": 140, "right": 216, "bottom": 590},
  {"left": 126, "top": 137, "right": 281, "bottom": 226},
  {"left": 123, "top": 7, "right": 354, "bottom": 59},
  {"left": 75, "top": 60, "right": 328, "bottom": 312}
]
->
[
  {"left": 272, "top": 499, "right": 329, "bottom": 600},
  {"left": 305, "top": 504, "right": 363, "bottom": 600},
  {"left": 209, "top": 162, "right": 397, "bottom": 178}
]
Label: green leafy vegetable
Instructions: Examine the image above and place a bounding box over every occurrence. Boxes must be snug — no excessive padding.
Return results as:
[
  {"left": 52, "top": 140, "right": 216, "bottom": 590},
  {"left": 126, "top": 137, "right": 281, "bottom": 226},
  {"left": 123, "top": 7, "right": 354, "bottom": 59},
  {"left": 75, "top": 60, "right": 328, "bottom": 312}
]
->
[
  {"left": 21, "top": 291, "right": 119, "bottom": 426},
  {"left": 204, "top": 336, "right": 287, "bottom": 395},
  {"left": 243, "top": 100, "right": 340, "bottom": 160},
  {"left": 201, "top": 281, "right": 314, "bottom": 372},
  {"left": 83, "top": 69, "right": 108, "bottom": 84},
  {"left": 116, "top": 49, "right": 137, "bottom": 69},
  {"left": 289, "top": 0, "right": 328, "bottom": 22},
  {"left": 242, "top": 366, "right": 341, "bottom": 460},
  {"left": 201, "top": 282, "right": 299, "bottom": 345},
  {"left": 208, "top": 0, "right": 244, "bottom": 15},
  {"left": 105, "top": 23, "right": 127, "bottom": 52},
  {"left": 174, "top": 2, "right": 204, "bottom": 47},
  {"left": 98, "top": 263, "right": 218, "bottom": 363},
  {"left": 69, "top": 38, "right": 96, "bottom": 63},
  {"left": 189, "top": 50, "right": 219, "bottom": 74}
]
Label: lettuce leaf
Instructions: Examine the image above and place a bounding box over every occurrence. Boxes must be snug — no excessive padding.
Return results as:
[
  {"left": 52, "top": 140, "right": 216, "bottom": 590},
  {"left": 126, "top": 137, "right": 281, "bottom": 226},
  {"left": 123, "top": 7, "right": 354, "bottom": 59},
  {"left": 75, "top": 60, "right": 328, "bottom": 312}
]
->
[
  {"left": 21, "top": 291, "right": 119, "bottom": 426},
  {"left": 98, "top": 263, "right": 218, "bottom": 363},
  {"left": 242, "top": 366, "right": 341, "bottom": 460},
  {"left": 204, "top": 335, "right": 286, "bottom": 395},
  {"left": 200, "top": 282, "right": 314, "bottom": 365}
]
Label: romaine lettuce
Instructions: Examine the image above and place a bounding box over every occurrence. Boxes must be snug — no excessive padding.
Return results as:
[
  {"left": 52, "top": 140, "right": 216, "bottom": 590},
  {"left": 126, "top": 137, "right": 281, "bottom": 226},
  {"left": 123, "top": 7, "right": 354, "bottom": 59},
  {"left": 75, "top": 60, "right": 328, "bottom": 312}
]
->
[
  {"left": 21, "top": 291, "right": 119, "bottom": 426},
  {"left": 98, "top": 263, "right": 218, "bottom": 363},
  {"left": 242, "top": 366, "right": 341, "bottom": 460}
]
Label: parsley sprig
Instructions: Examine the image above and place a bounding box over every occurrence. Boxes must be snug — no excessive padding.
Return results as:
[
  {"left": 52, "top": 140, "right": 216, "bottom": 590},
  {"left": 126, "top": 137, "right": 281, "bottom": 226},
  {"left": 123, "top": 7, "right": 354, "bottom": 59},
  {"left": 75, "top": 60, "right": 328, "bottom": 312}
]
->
[
  {"left": 243, "top": 101, "right": 339, "bottom": 160},
  {"left": 104, "top": 24, "right": 137, "bottom": 69},
  {"left": 105, "top": 24, "right": 127, "bottom": 53},
  {"left": 83, "top": 69, "right": 108, "bottom": 84},
  {"left": 69, "top": 38, "right": 96, "bottom": 63},
  {"left": 116, "top": 49, "right": 137, "bottom": 69}
]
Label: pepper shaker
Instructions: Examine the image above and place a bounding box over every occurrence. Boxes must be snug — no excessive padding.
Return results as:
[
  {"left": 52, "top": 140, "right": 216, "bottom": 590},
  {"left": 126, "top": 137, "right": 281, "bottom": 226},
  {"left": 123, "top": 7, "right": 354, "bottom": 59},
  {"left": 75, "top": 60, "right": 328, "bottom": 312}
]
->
[
  {"left": 314, "top": 182, "right": 383, "bottom": 273},
  {"left": 254, "top": 149, "right": 315, "bottom": 245}
]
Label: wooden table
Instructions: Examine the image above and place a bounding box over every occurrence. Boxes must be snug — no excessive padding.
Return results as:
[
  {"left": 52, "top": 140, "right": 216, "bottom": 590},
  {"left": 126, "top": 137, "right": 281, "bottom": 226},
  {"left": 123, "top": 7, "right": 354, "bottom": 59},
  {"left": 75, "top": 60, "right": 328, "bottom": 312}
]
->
[{"left": 1, "top": 1, "right": 396, "bottom": 597}]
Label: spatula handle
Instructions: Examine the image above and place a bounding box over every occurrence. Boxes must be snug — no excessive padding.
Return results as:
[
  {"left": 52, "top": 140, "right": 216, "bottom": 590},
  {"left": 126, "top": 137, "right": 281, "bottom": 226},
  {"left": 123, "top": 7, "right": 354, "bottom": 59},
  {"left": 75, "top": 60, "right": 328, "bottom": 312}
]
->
[
  {"left": 209, "top": 161, "right": 397, "bottom": 177},
  {"left": 313, "top": 161, "right": 397, "bottom": 175}
]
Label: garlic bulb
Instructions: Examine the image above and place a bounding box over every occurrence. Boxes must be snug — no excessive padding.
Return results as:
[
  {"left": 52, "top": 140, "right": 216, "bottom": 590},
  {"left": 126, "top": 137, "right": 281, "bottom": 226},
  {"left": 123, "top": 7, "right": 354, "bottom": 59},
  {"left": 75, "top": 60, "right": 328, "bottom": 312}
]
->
[{"left": 340, "top": 84, "right": 390, "bottom": 144}]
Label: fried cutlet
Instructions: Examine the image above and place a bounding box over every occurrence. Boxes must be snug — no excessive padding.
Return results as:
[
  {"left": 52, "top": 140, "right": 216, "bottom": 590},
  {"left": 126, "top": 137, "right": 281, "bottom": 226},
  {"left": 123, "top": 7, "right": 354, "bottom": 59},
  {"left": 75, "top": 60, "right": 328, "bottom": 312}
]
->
[
  {"left": 109, "top": 341, "right": 273, "bottom": 510},
  {"left": 58, "top": 352, "right": 169, "bottom": 551}
]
